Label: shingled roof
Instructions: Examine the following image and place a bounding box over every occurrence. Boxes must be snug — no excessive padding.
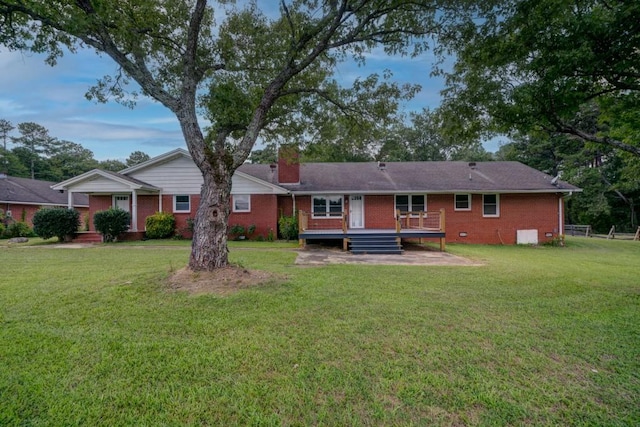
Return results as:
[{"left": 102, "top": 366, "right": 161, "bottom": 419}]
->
[
  {"left": 238, "top": 161, "right": 580, "bottom": 194},
  {"left": 0, "top": 175, "right": 89, "bottom": 206}
]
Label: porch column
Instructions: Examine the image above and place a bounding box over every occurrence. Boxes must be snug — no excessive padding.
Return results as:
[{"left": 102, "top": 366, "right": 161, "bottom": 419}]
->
[
  {"left": 67, "top": 190, "right": 73, "bottom": 209},
  {"left": 131, "top": 190, "right": 138, "bottom": 232}
]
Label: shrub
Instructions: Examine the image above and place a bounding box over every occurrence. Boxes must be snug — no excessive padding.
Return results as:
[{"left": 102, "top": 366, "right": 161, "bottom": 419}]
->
[
  {"left": 33, "top": 208, "right": 81, "bottom": 242},
  {"left": 5, "top": 221, "right": 34, "bottom": 238},
  {"left": 229, "top": 224, "right": 246, "bottom": 240},
  {"left": 278, "top": 214, "right": 298, "bottom": 241},
  {"left": 144, "top": 212, "right": 176, "bottom": 239},
  {"left": 0, "top": 222, "right": 4, "bottom": 238},
  {"left": 94, "top": 208, "right": 130, "bottom": 242}
]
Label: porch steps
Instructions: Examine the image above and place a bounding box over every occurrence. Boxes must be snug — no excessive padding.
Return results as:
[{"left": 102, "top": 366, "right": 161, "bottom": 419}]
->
[
  {"left": 349, "top": 235, "right": 403, "bottom": 255},
  {"left": 72, "top": 232, "right": 103, "bottom": 243}
]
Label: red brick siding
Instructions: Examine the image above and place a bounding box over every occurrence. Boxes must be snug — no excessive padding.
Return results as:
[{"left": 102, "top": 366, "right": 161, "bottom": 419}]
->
[
  {"left": 137, "top": 195, "right": 159, "bottom": 231},
  {"left": 293, "top": 195, "right": 344, "bottom": 230},
  {"left": 426, "top": 193, "right": 561, "bottom": 244},
  {"left": 229, "top": 194, "right": 279, "bottom": 238},
  {"left": 88, "top": 195, "right": 114, "bottom": 231},
  {"left": 278, "top": 195, "right": 294, "bottom": 218},
  {"left": 161, "top": 194, "right": 199, "bottom": 238},
  {"left": 3, "top": 203, "right": 88, "bottom": 229},
  {"left": 363, "top": 195, "right": 397, "bottom": 228},
  {"left": 288, "top": 193, "right": 562, "bottom": 244},
  {"left": 277, "top": 146, "right": 300, "bottom": 184}
]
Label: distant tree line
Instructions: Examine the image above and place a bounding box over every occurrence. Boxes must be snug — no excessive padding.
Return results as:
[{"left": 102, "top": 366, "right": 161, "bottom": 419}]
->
[{"left": 0, "top": 119, "right": 150, "bottom": 182}]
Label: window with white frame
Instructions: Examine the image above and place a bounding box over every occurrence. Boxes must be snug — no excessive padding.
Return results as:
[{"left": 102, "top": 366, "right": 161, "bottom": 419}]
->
[
  {"left": 395, "top": 194, "right": 426, "bottom": 216},
  {"left": 454, "top": 194, "right": 471, "bottom": 211},
  {"left": 312, "top": 195, "right": 343, "bottom": 217},
  {"left": 174, "top": 195, "right": 191, "bottom": 213},
  {"left": 233, "top": 194, "right": 251, "bottom": 212},
  {"left": 483, "top": 194, "right": 499, "bottom": 217}
]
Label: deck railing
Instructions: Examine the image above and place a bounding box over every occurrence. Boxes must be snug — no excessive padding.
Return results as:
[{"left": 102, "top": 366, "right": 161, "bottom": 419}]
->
[
  {"left": 298, "top": 208, "right": 445, "bottom": 233},
  {"left": 395, "top": 209, "right": 445, "bottom": 232},
  {"left": 298, "top": 211, "right": 348, "bottom": 233}
]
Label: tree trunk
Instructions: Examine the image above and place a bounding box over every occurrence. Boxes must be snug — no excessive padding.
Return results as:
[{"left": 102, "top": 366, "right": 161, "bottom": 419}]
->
[{"left": 188, "top": 159, "right": 233, "bottom": 271}]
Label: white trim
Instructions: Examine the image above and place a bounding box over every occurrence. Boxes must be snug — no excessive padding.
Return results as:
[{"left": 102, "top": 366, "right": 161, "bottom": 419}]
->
[
  {"left": 233, "top": 171, "right": 289, "bottom": 194},
  {"left": 558, "top": 196, "right": 563, "bottom": 234},
  {"left": 394, "top": 194, "right": 427, "bottom": 217},
  {"left": 232, "top": 194, "right": 251, "bottom": 212},
  {"left": 51, "top": 169, "right": 159, "bottom": 192},
  {"left": 131, "top": 190, "right": 138, "bottom": 232},
  {"left": 113, "top": 194, "right": 130, "bottom": 212},
  {"left": 482, "top": 194, "right": 500, "bottom": 217},
  {"left": 312, "top": 194, "right": 344, "bottom": 219},
  {"left": 173, "top": 194, "right": 191, "bottom": 213},
  {"left": 119, "top": 148, "right": 190, "bottom": 174},
  {"left": 454, "top": 193, "right": 472, "bottom": 211},
  {"left": 349, "top": 195, "right": 365, "bottom": 229},
  {"left": 291, "top": 189, "right": 580, "bottom": 195}
]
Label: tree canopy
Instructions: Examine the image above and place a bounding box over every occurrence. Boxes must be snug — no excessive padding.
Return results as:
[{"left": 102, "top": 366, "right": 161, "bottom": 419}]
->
[{"left": 439, "top": 0, "right": 640, "bottom": 156}]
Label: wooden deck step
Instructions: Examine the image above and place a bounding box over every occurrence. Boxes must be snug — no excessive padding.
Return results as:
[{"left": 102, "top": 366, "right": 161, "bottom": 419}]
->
[{"left": 349, "top": 235, "right": 403, "bottom": 255}]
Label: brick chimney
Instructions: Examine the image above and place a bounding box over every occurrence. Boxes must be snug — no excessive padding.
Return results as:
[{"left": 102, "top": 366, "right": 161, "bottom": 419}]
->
[{"left": 278, "top": 144, "right": 300, "bottom": 184}]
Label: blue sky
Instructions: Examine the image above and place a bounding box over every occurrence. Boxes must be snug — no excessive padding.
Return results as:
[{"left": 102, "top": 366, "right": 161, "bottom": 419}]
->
[{"left": 0, "top": 38, "right": 492, "bottom": 161}]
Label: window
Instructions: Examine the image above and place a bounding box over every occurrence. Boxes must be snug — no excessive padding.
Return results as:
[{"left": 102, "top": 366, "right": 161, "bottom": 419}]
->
[
  {"left": 312, "top": 195, "right": 343, "bottom": 217},
  {"left": 233, "top": 194, "right": 251, "bottom": 212},
  {"left": 455, "top": 194, "right": 471, "bottom": 211},
  {"left": 395, "top": 194, "right": 426, "bottom": 216},
  {"left": 174, "top": 195, "right": 190, "bottom": 213},
  {"left": 483, "top": 194, "right": 499, "bottom": 217}
]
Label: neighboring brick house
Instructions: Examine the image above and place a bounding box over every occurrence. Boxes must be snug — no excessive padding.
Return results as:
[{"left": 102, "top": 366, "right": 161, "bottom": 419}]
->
[
  {"left": 53, "top": 148, "right": 580, "bottom": 248},
  {"left": 0, "top": 173, "right": 89, "bottom": 229}
]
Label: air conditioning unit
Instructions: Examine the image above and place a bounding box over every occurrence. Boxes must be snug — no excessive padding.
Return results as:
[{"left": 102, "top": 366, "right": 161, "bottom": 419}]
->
[{"left": 5, "top": 210, "right": 12, "bottom": 218}]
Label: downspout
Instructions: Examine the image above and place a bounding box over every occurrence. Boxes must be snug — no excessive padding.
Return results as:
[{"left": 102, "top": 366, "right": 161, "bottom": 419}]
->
[
  {"left": 67, "top": 190, "right": 73, "bottom": 209},
  {"left": 158, "top": 189, "right": 163, "bottom": 212},
  {"left": 559, "top": 193, "right": 571, "bottom": 236},
  {"left": 292, "top": 193, "right": 296, "bottom": 216}
]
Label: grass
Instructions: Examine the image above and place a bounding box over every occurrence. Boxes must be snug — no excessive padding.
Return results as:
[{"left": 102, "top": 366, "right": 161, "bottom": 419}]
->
[{"left": 0, "top": 238, "right": 638, "bottom": 425}]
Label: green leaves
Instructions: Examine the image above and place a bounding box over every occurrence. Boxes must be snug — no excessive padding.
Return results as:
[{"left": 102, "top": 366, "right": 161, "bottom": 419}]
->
[{"left": 441, "top": 0, "right": 640, "bottom": 156}]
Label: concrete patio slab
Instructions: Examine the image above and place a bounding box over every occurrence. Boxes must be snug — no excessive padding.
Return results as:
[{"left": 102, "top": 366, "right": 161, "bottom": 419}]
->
[{"left": 295, "top": 247, "right": 483, "bottom": 266}]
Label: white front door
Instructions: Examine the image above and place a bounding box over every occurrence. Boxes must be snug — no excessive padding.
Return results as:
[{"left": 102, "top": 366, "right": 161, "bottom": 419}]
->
[
  {"left": 349, "top": 195, "right": 364, "bottom": 229},
  {"left": 113, "top": 195, "right": 130, "bottom": 213}
]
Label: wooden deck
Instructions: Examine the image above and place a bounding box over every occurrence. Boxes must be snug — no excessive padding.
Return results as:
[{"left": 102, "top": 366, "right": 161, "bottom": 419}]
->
[{"left": 298, "top": 209, "right": 446, "bottom": 252}]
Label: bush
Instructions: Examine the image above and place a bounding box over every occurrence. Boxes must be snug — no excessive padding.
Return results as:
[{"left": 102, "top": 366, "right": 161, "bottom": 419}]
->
[
  {"left": 144, "top": 212, "right": 176, "bottom": 239},
  {"left": 278, "top": 214, "right": 298, "bottom": 241},
  {"left": 5, "top": 221, "right": 34, "bottom": 238},
  {"left": 0, "top": 222, "right": 4, "bottom": 238},
  {"left": 94, "top": 208, "right": 130, "bottom": 242},
  {"left": 33, "top": 208, "right": 81, "bottom": 242}
]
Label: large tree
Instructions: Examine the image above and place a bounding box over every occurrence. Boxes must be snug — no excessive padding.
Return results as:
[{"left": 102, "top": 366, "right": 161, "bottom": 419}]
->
[
  {"left": 11, "top": 122, "right": 59, "bottom": 179},
  {"left": 0, "top": 0, "right": 472, "bottom": 271},
  {"left": 439, "top": 0, "right": 640, "bottom": 156}
]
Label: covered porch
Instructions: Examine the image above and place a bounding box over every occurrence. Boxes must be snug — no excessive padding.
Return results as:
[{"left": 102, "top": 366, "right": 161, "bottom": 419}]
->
[
  {"left": 298, "top": 208, "right": 446, "bottom": 252},
  {"left": 51, "top": 169, "right": 161, "bottom": 234}
]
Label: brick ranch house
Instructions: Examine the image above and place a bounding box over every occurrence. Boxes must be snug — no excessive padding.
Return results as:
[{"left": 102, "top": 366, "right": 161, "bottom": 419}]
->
[
  {"left": 0, "top": 173, "right": 89, "bottom": 229},
  {"left": 52, "top": 148, "right": 580, "bottom": 249}
]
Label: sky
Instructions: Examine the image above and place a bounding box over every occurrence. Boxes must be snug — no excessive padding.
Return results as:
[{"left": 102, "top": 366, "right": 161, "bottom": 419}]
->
[{"left": 0, "top": 19, "right": 494, "bottom": 162}]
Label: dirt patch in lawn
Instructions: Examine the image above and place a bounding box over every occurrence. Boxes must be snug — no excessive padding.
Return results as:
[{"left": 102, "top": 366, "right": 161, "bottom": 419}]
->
[{"left": 167, "top": 266, "right": 285, "bottom": 296}]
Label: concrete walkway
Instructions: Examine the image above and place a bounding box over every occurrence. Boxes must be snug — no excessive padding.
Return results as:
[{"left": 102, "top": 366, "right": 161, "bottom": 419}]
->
[{"left": 295, "top": 247, "right": 483, "bottom": 266}]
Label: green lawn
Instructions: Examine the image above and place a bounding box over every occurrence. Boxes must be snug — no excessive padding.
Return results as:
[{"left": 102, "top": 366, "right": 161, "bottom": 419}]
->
[{"left": 1, "top": 238, "right": 638, "bottom": 426}]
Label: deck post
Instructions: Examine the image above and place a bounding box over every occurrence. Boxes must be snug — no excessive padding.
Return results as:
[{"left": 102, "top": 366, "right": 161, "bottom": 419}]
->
[
  {"left": 395, "top": 209, "right": 401, "bottom": 233},
  {"left": 343, "top": 238, "right": 348, "bottom": 251}
]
